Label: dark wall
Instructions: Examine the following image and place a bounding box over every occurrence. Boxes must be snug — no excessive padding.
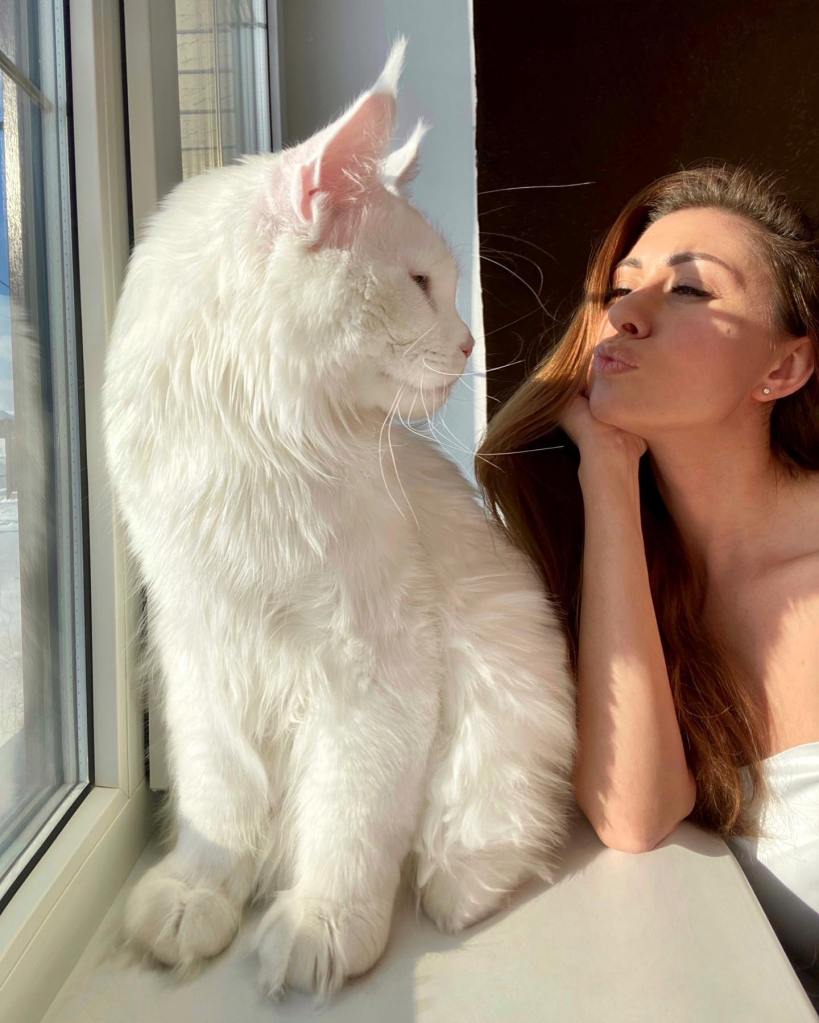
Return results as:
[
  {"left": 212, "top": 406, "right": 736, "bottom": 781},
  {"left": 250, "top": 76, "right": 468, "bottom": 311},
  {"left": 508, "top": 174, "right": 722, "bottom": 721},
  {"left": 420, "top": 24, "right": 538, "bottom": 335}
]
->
[{"left": 474, "top": 0, "right": 819, "bottom": 408}]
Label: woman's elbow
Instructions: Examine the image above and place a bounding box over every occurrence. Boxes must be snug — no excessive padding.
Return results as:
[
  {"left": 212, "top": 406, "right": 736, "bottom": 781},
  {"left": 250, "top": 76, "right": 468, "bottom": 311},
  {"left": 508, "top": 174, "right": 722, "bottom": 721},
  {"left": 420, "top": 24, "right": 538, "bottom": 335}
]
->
[
  {"left": 577, "top": 773, "right": 697, "bottom": 853},
  {"left": 593, "top": 801, "right": 695, "bottom": 853},
  {"left": 581, "top": 789, "right": 696, "bottom": 853},
  {"left": 594, "top": 823, "right": 666, "bottom": 854}
]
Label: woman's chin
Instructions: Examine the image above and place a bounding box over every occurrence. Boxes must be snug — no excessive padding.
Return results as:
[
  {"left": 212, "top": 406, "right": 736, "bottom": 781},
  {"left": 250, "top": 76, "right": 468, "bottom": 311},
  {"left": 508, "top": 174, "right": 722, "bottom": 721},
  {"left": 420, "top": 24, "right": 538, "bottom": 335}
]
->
[{"left": 588, "top": 387, "right": 635, "bottom": 430}]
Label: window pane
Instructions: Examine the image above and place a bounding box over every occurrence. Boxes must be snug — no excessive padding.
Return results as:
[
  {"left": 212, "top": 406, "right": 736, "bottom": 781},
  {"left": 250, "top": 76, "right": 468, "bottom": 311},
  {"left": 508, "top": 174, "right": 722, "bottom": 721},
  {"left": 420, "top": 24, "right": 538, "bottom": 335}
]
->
[
  {"left": 0, "top": 0, "right": 90, "bottom": 907},
  {"left": 176, "top": 0, "right": 271, "bottom": 180}
]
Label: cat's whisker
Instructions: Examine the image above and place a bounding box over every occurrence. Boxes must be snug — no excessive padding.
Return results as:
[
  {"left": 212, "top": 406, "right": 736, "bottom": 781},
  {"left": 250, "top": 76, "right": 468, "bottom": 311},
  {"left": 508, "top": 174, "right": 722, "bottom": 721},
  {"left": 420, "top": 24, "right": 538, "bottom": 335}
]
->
[
  {"left": 417, "top": 387, "right": 447, "bottom": 450},
  {"left": 416, "top": 386, "right": 482, "bottom": 465},
  {"left": 478, "top": 253, "right": 556, "bottom": 323},
  {"left": 475, "top": 247, "right": 561, "bottom": 327},
  {"left": 419, "top": 394, "right": 464, "bottom": 448},
  {"left": 440, "top": 244, "right": 558, "bottom": 341},
  {"left": 421, "top": 359, "right": 526, "bottom": 380},
  {"left": 478, "top": 254, "right": 548, "bottom": 317},
  {"left": 445, "top": 373, "right": 482, "bottom": 401},
  {"left": 432, "top": 413, "right": 480, "bottom": 458},
  {"left": 386, "top": 396, "right": 421, "bottom": 530},
  {"left": 419, "top": 362, "right": 464, "bottom": 381},
  {"left": 410, "top": 393, "right": 569, "bottom": 459},
  {"left": 482, "top": 305, "right": 541, "bottom": 339},
  {"left": 397, "top": 413, "right": 444, "bottom": 447},
  {"left": 479, "top": 246, "right": 545, "bottom": 304},
  {"left": 475, "top": 443, "right": 568, "bottom": 456},
  {"left": 397, "top": 408, "right": 502, "bottom": 476},
  {"left": 398, "top": 323, "right": 436, "bottom": 362},
  {"left": 377, "top": 384, "right": 413, "bottom": 525},
  {"left": 419, "top": 363, "right": 491, "bottom": 408},
  {"left": 399, "top": 415, "right": 492, "bottom": 472},
  {"left": 477, "top": 181, "right": 595, "bottom": 196},
  {"left": 378, "top": 382, "right": 421, "bottom": 530},
  {"left": 418, "top": 331, "right": 528, "bottom": 380},
  {"left": 479, "top": 329, "right": 528, "bottom": 371},
  {"left": 478, "top": 204, "right": 513, "bottom": 216},
  {"left": 479, "top": 354, "right": 527, "bottom": 374},
  {"left": 480, "top": 231, "right": 558, "bottom": 265}
]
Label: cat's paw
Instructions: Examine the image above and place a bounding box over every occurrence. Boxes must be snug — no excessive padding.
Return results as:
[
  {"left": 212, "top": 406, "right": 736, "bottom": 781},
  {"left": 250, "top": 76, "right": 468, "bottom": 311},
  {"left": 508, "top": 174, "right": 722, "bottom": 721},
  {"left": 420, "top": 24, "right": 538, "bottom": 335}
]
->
[
  {"left": 420, "top": 862, "right": 512, "bottom": 934},
  {"left": 123, "top": 858, "right": 241, "bottom": 970},
  {"left": 254, "top": 891, "right": 391, "bottom": 1001}
]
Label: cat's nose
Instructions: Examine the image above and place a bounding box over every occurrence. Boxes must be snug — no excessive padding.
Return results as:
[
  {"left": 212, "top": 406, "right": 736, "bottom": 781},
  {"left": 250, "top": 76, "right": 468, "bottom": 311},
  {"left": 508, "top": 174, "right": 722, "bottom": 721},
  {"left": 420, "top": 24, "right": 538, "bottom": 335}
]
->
[{"left": 460, "top": 333, "right": 475, "bottom": 358}]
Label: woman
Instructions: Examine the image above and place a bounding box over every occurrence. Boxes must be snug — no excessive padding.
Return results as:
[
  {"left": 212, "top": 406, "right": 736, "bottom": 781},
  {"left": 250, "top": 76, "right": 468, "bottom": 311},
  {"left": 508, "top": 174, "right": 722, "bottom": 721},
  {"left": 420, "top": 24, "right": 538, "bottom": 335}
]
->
[{"left": 475, "top": 163, "right": 819, "bottom": 995}]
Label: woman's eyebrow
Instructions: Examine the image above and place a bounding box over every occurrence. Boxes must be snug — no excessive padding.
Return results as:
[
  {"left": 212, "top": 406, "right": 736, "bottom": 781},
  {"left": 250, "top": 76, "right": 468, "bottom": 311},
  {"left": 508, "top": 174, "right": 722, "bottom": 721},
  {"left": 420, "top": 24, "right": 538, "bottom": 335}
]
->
[{"left": 615, "top": 251, "right": 745, "bottom": 286}]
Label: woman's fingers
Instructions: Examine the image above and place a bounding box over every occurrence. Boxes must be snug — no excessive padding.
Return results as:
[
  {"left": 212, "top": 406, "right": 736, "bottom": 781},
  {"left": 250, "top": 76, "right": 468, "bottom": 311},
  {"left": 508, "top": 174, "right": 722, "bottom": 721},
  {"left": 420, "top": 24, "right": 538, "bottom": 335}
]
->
[
  {"left": 558, "top": 391, "right": 648, "bottom": 461},
  {"left": 558, "top": 393, "right": 594, "bottom": 448}
]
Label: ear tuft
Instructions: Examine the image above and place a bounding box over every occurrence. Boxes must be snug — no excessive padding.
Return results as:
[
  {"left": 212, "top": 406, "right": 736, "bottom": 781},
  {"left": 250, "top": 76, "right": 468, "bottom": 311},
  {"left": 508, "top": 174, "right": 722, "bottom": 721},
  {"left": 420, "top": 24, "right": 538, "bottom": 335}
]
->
[
  {"left": 373, "top": 36, "right": 408, "bottom": 98},
  {"left": 381, "top": 118, "right": 429, "bottom": 195},
  {"left": 288, "top": 37, "right": 410, "bottom": 236}
]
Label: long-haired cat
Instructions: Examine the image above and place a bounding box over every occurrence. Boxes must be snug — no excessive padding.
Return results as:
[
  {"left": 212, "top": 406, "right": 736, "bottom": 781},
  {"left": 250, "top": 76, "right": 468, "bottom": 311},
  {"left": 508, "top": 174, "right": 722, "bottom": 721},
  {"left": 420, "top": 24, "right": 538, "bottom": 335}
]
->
[{"left": 102, "top": 38, "right": 576, "bottom": 1001}]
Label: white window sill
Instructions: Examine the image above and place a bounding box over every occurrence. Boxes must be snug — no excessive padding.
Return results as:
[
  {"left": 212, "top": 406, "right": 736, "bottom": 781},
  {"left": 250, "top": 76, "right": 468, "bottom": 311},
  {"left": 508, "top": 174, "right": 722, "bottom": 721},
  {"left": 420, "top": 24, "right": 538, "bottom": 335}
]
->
[
  {"left": 0, "top": 782, "right": 152, "bottom": 1022},
  {"left": 36, "top": 813, "right": 818, "bottom": 1023}
]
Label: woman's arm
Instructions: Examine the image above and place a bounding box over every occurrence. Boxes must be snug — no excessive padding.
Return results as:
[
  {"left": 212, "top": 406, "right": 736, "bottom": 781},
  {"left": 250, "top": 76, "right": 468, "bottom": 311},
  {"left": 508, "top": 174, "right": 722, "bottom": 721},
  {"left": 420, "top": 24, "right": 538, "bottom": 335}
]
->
[{"left": 574, "top": 450, "right": 697, "bottom": 852}]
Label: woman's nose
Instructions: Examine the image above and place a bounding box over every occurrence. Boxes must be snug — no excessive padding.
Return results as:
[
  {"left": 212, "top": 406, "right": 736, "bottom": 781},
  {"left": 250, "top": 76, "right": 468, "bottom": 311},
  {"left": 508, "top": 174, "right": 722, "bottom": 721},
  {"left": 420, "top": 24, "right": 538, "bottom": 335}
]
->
[{"left": 611, "top": 300, "right": 649, "bottom": 338}]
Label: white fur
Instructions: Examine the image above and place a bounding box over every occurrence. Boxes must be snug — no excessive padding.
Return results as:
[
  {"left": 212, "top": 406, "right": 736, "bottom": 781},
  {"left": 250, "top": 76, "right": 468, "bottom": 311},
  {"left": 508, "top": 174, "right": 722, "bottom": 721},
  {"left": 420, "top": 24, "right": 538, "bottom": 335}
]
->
[{"left": 103, "top": 40, "right": 575, "bottom": 1003}]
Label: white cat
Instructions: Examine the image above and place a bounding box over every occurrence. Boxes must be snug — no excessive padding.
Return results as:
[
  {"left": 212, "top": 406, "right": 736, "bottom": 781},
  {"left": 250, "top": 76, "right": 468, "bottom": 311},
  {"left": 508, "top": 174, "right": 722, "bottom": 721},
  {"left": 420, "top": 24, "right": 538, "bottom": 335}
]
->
[{"left": 102, "top": 38, "right": 576, "bottom": 1001}]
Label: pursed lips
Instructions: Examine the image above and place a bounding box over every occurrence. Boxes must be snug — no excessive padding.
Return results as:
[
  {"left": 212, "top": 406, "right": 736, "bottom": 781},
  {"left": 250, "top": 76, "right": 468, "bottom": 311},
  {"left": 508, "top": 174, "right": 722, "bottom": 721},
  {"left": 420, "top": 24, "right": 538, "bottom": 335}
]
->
[{"left": 593, "top": 344, "right": 639, "bottom": 369}]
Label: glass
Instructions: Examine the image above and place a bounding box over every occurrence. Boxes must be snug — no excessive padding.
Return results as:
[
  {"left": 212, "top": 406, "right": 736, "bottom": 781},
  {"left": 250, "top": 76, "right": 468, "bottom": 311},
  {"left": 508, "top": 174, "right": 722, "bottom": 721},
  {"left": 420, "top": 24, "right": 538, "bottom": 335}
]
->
[
  {"left": 175, "top": 0, "right": 271, "bottom": 180},
  {"left": 0, "top": 0, "right": 90, "bottom": 909}
]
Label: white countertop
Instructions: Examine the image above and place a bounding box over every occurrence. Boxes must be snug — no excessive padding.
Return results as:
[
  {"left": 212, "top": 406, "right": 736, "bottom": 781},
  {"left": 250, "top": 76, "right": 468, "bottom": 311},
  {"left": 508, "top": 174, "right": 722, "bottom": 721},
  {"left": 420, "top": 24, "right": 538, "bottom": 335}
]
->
[{"left": 42, "top": 810, "right": 818, "bottom": 1022}]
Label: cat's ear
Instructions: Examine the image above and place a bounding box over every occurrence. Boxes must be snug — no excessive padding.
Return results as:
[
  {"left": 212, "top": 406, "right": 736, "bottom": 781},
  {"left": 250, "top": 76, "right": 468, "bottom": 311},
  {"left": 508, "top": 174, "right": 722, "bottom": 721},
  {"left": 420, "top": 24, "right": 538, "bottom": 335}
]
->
[
  {"left": 381, "top": 118, "right": 429, "bottom": 197},
  {"left": 291, "top": 37, "right": 406, "bottom": 232}
]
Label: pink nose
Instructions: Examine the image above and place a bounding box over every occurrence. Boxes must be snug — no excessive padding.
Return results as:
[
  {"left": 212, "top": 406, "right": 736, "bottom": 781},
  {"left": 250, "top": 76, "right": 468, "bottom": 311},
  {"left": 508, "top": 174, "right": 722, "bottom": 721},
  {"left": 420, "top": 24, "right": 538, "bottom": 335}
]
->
[{"left": 460, "top": 334, "right": 475, "bottom": 358}]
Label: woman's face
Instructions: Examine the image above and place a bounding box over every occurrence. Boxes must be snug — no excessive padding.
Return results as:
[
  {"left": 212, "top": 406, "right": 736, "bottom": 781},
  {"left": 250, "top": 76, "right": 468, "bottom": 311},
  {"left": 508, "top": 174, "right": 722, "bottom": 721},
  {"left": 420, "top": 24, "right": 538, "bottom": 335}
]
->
[{"left": 587, "top": 207, "right": 785, "bottom": 436}]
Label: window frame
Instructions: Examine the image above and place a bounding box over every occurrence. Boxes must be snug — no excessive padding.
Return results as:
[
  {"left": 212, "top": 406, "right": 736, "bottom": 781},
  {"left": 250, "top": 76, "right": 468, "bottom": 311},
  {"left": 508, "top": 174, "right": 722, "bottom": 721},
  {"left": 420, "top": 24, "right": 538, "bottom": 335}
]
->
[
  {"left": 0, "top": 0, "right": 93, "bottom": 916},
  {"left": 0, "top": 3, "right": 151, "bottom": 1019}
]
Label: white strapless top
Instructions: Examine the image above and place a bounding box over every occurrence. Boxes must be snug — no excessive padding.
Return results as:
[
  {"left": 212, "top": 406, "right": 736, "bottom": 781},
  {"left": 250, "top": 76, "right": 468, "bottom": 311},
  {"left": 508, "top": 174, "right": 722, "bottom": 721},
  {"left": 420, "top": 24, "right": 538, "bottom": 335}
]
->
[{"left": 726, "top": 740, "right": 819, "bottom": 994}]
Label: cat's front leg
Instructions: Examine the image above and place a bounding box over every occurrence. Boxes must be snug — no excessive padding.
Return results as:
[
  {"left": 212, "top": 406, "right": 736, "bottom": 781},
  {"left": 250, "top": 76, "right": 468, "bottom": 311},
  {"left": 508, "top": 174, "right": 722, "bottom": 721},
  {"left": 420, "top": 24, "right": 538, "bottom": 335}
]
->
[
  {"left": 123, "top": 640, "right": 270, "bottom": 973},
  {"left": 414, "top": 547, "right": 577, "bottom": 934},
  {"left": 124, "top": 819, "right": 257, "bottom": 972},
  {"left": 254, "top": 676, "right": 437, "bottom": 1002}
]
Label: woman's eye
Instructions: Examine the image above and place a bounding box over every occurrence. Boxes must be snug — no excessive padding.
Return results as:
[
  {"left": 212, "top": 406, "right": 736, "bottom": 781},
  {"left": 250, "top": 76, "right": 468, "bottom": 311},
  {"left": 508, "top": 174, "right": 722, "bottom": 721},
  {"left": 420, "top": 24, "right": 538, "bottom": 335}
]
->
[
  {"left": 603, "top": 286, "right": 631, "bottom": 304},
  {"left": 411, "top": 273, "right": 430, "bottom": 294},
  {"left": 602, "top": 284, "right": 711, "bottom": 305},
  {"left": 673, "top": 284, "right": 711, "bottom": 297}
]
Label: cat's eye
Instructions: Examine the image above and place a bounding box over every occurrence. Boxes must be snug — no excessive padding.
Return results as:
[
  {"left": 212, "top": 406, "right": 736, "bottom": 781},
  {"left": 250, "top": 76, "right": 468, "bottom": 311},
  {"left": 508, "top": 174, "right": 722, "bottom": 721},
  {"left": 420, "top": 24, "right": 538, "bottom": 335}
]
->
[{"left": 411, "top": 273, "right": 430, "bottom": 295}]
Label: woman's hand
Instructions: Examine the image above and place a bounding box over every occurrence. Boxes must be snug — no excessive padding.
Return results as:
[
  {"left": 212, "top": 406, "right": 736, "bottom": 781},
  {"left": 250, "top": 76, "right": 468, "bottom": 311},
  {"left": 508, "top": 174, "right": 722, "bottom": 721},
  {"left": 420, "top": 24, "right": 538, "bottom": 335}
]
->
[{"left": 558, "top": 391, "right": 647, "bottom": 472}]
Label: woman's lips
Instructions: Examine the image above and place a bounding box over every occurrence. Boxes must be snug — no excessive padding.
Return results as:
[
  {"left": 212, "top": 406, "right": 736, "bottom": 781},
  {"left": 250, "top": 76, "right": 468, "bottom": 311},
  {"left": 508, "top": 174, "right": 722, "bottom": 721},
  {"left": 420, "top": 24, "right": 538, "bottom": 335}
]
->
[{"left": 593, "top": 350, "right": 638, "bottom": 374}]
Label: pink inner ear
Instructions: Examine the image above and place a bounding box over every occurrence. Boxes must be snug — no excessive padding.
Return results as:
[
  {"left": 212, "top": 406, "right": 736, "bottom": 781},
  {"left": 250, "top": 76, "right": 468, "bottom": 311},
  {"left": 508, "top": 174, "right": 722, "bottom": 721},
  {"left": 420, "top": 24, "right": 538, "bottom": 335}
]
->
[
  {"left": 314, "top": 91, "right": 395, "bottom": 204},
  {"left": 299, "top": 162, "right": 319, "bottom": 222}
]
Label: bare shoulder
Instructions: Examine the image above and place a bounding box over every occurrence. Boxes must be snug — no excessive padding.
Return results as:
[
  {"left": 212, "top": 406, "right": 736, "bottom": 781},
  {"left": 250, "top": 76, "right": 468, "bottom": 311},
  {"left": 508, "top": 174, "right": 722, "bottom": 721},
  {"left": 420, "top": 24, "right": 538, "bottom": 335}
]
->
[
  {"left": 735, "top": 472, "right": 819, "bottom": 753},
  {"left": 748, "top": 470, "right": 819, "bottom": 621},
  {"left": 766, "top": 470, "right": 819, "bottom": 580},
  {"left": 699, "top": 472, "right": 819, "bottom": 753}
]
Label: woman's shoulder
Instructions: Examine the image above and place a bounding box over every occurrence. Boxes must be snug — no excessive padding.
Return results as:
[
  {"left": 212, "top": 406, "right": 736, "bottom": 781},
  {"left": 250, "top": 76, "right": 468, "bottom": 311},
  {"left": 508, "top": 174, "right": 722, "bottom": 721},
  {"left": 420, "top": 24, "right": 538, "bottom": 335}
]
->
[
  {"left": 754, "top": 470, "right": 819, "bottom": 581},
  {"left": 710, "top": 475, "right": 819, "bottom": 757}
]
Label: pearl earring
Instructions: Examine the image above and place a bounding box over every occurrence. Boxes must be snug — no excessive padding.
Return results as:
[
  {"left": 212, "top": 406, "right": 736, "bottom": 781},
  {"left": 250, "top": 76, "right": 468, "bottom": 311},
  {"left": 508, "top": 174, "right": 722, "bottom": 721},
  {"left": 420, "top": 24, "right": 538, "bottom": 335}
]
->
[{"left": 762, "top": 386, "right": 771, "bottom": 395}]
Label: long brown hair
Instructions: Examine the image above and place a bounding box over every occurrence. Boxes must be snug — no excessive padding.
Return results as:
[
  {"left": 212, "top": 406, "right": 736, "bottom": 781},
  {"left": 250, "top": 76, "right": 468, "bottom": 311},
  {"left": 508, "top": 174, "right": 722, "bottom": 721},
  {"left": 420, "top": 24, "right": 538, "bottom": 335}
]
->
[{"left": 475, "top": 162, "right": 819, "bottom": 837}]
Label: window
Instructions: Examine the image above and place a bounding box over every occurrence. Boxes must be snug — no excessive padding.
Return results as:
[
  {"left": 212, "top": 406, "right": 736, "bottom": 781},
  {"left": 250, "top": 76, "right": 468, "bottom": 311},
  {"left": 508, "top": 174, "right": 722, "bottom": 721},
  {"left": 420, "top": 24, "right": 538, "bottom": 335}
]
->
[
  {"left": 0, "top": 0, "right": 91, "bottom": 910},
  {"left": 176, "top": 0, "right": 272, "bottom": 180}
]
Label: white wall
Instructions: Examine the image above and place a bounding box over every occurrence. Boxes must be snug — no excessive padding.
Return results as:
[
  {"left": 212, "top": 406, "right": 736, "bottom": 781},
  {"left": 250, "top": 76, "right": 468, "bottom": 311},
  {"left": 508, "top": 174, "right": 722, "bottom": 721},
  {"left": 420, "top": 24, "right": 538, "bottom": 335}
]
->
[{"left": 278, "top": 0, "right": 484, "bottom": 486}]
